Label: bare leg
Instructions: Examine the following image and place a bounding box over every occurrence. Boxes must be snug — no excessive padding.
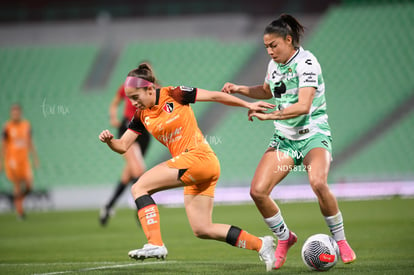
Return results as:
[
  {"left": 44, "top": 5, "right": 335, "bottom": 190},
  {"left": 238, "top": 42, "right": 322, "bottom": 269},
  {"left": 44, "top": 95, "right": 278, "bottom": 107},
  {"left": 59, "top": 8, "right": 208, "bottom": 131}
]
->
[
  {"left": 131, "top": 162, "right": 184, "bottom": 199},
  {"left": 184, "top": 194, "right": 230, "bottom": 241},
  {"left": 250, "top": 148, "right": 298, "bottom": 269},
  {"left": 250, "top": 148, "right": 294, "bottom": 218},
  {"left": 12, "top": 180, "right": 24, "bottom": 217},
  {"left": 303, "top": 148, "right": 338, "bottom": 216}
]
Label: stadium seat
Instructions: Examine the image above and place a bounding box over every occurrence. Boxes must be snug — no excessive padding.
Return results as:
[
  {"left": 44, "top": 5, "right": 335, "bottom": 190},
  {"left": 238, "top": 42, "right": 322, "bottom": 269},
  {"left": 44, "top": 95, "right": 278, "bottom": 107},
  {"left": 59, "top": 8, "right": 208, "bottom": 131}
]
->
[{"left": 0, "top": 39, "right": 257, "bottom": 188}]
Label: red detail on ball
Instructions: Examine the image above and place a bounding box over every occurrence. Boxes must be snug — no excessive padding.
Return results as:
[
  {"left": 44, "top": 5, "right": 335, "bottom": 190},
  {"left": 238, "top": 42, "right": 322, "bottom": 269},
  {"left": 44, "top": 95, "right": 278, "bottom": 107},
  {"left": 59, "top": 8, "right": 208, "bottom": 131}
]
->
[{"left": 319, "top": 253, "right": 335, "bottom": 263}]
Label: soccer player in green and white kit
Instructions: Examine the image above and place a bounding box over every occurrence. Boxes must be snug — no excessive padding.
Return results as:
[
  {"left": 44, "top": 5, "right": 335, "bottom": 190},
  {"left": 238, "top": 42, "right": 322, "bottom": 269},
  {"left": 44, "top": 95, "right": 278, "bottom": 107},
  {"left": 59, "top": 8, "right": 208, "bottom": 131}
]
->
[{"left": 222, "top": 14, "right": 356, "bottom": 269}]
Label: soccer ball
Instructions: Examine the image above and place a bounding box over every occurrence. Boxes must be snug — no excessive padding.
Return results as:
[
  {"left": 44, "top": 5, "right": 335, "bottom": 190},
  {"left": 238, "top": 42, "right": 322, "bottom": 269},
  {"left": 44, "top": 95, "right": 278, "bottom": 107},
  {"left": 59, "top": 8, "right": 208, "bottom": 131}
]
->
[{"left": 301, "top": 234, "right": 339, "bottom": 271}]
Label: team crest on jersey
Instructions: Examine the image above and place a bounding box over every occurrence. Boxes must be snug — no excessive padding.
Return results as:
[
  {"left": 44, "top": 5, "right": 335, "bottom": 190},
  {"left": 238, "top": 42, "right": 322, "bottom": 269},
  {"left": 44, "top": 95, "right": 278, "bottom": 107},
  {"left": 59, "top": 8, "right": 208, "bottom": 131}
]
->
[{"left": 163, "top": 102, "right": 174, "bottom": 113}]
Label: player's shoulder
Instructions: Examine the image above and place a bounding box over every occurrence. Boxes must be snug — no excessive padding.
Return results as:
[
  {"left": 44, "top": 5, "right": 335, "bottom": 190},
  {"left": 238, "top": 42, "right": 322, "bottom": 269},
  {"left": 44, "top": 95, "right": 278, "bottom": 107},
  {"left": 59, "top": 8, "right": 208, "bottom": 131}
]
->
[
  {"left": 2, "top": 121, "right": 13, "bottom": 136},
  {"left": 157, "top": 86, "right": 182, "bottom": 106},
  {"left": 297, "top": 48, "right": 319, "bottom": 64},
  {"left": 159, "top": 86, "right": 173, "bottom": 102},
  {"left": 266, "top": 59, "right": 277, "bottom": 71},
  {"left": 295, "top": 47, "right": 321, "bottom": 71},
  {"left": 167, "top": 85, "right": 197, "bottom": 105},
  {"left": 2, "top": 121, "right": 10, "bottom": 128},
  {"left": 167, "top": 85, "right": 196, "bottom": 93},
  {"left": 21, "top": 119, "right": 31, "bottom": 128},
  {"left": 2, "top": 120, "right": 14, "bottom": 130}
]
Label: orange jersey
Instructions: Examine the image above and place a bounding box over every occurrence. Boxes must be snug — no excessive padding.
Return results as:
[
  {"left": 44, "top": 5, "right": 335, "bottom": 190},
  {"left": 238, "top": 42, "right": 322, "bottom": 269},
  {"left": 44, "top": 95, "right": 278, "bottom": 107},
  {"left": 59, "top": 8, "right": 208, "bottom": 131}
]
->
[
  {"left": 2, "top": 120, "right": 31, "bottom": 165},
  {"left": 128, "top": 86, "right": 212, "bottom": 157}
]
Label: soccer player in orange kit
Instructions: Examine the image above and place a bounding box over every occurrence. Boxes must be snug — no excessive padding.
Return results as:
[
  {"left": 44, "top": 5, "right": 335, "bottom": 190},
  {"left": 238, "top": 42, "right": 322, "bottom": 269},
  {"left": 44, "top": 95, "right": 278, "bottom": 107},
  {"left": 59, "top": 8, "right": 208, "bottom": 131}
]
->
[
  {"left": 99, "top": 63, "right": 278, "bottom": 271},
  {"left": 1, "top": 104, "right": 39, "bottom": 219}
]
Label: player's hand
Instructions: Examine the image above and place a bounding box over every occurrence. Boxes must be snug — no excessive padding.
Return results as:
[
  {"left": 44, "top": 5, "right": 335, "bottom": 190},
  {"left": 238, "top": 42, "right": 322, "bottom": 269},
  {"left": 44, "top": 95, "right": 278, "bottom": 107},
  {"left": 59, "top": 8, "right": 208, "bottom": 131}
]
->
[
  {"left": 247, "top": 101, "right": 275, "bottom": 112},
  {"left": 221, "top": 82, "right": 240, "bottom": 94},
  {"left": 99, "top": 130, "right": 114, "bottom": 143},
  {"left": 248, "top": 110, "right": 272, "bottom": 121}
]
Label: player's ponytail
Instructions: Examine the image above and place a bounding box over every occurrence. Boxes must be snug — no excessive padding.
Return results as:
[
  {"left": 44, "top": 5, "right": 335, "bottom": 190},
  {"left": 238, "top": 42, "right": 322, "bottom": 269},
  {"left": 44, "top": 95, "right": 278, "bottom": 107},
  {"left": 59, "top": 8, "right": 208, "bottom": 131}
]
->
[
  {"left": 127, "top": 62, "right": 156, "bottom": 84},
  {"left": 264, "top": 13, "right": 304, "bottom": 49}
]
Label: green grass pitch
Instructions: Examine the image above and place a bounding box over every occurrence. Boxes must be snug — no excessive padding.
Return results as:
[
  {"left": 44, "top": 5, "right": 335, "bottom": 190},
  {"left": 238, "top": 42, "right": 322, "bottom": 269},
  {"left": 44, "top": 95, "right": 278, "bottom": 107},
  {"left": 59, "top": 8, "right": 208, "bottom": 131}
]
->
[{"left": 0, "top": 198, "right": 413, "bottom": 274}]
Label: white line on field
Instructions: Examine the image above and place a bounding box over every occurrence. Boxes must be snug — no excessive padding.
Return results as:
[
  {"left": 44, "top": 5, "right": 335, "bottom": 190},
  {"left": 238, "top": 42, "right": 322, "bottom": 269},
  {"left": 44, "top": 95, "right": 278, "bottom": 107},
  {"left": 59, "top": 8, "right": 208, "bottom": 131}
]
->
[
  {"left": 31, "top": 261, "right": 177, "bottom": 275},
  {"left": 0, "top": 262, "right": 120, "bottom": 266}
]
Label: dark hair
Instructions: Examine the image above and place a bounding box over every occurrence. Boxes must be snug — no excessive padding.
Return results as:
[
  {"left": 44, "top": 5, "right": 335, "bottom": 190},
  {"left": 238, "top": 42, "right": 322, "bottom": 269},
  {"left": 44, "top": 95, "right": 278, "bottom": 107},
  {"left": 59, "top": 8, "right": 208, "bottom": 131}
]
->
[
  {"left": 264, "top": 14, "right": 304, "bottom": 48},
  {"left": 127, "top": 62, "right": 156, "bottom": 84}
]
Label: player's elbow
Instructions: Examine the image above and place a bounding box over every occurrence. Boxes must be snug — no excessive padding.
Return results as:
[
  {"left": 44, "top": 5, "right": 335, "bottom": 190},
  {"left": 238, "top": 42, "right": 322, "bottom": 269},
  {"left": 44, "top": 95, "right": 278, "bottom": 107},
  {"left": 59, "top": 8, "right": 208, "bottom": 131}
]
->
[
  {"left": 117, "top": 143, "right": 128, "bottom": 154},
  {"left": 108, "top": 141, "right": 127, "bottom": 154},
  {"left": 116, "top": 148, "right": 127, "bottom": 154},
  {"left": 110, "top": 146, "right": 126, "bottom": 155}
]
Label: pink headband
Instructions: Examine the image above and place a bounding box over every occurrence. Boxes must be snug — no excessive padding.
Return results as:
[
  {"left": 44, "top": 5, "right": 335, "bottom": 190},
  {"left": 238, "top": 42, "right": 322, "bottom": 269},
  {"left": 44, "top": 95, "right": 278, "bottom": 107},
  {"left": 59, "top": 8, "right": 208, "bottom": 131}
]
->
[{"left": 124, "top": 76, "right": 153, "bottom": 88}]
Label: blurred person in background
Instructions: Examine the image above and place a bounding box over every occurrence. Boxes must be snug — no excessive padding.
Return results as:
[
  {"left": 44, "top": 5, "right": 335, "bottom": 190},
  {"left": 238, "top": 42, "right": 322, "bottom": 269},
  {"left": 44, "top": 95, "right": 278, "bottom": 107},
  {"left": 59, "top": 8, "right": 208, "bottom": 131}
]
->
[
  {"left": 0, "top": 104, "right": 39, "bottom": 220},
  {"left": 222, "top": 14, "right": 356, "bottom": 269},
  {"left": 99, "top": 63, "right": 156, "bottom": 226},
  {"left": 99, "top": 63, "right": 278, "bottom": 271}
]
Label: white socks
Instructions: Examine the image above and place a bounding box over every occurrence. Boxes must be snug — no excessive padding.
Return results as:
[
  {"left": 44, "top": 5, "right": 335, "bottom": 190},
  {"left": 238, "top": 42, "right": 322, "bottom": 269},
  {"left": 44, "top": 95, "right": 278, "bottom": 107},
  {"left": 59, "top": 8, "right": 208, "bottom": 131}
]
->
[
  {"left": 265, "top": 210, "right": 346, "bottom": 242},
  {"left": 324, "top": 211, "right": 346, "bottom": 241},
  {"left": 264, "top": 211, "right": 290, "bottom": 240}
]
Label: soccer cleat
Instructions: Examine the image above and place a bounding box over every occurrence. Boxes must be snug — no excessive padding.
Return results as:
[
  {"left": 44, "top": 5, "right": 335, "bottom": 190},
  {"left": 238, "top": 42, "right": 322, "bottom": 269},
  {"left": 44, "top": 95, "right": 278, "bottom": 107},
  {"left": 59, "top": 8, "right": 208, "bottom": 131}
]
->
[
  {"left": 273, "top": 231, "right": 297, "bottom": 269},
  {"left": 128, "top": 243, "right": 168, "bottom": 260},
  {"left": 99, "top": 206, "right": 114, "bottom": 226},
  {"left": 337, "top": 240, "right": 356, "bottom": 263},
  {"left": 258, "top": 236, "right": 276, "bottom": 272}
]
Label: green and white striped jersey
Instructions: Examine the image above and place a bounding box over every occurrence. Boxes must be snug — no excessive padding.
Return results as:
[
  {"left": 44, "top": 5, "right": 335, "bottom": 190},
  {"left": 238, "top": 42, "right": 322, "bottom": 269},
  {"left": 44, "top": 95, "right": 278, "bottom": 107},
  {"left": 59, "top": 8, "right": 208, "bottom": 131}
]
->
[{"left": 265, "top": 47, "right": 331, "bottom": 140}]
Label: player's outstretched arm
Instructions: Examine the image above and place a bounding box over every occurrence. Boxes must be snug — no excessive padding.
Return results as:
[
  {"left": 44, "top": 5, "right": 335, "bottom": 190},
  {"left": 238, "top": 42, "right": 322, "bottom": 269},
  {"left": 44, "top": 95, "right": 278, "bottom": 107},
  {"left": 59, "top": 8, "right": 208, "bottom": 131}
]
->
[
  {"left": 196, "top": 88, "right": 275, "bottom": 112},
  {"left": 248, "top": 87, "right": 315, "bottom": 121},
  {"left": 221, "top": 82, "right": 273, "bottom": 100},
  {"left": 99, "top": 129, "right": 138, "bottom": 154}
]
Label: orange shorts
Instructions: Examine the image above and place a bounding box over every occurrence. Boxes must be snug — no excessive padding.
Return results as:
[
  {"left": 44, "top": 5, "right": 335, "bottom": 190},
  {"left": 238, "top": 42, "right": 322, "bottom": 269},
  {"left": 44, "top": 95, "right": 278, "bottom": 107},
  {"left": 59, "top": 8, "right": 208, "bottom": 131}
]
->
[
  {"left": 167, "top": 149, "right": 220, "bottom": 197},
  {"left": 5, "top": 159, "right": 32, "bottom": 183}
]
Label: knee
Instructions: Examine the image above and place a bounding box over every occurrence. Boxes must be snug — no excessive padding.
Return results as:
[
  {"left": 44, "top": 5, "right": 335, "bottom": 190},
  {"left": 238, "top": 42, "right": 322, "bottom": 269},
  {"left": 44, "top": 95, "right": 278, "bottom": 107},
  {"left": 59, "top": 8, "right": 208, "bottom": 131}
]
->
[
  {"left": 131, "top": 180, "right": 153, "bottom": 198},
  {"left": 309, "top": 174, "right": 329, "bottom": 197},
  {"left": 192, "top": 227, "right": 211, "bottom": 240},
  {"left": 130, "top": 182, "right": 143, "bottom": 197},
  {"left": 250, "top": 184, "right": 268, "bottom": 202}
]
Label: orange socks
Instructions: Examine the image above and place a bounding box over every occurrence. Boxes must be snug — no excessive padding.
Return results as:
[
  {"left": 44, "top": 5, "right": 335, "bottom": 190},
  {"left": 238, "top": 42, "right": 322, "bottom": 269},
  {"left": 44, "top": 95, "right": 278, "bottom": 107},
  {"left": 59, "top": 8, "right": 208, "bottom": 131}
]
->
[
  {"left": 137, "top": 205, "right": 163, "bottom": 246},
  {"left": 226, "top": 226, "right": 262, "bottom": 252},
  {"left": 237, "top": 230, "right": 263, "bottom": 252},
  {"left": 135, "top": 196, "right": 263, "bottom": 252},
  {"left": 135, "top": 195, "right": 163, "bottom": 246}
]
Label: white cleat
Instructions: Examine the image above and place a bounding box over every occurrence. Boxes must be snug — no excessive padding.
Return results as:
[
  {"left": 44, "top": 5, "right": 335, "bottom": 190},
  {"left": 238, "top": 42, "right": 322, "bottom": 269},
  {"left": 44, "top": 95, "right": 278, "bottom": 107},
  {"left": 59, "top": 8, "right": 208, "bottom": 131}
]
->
[
  {"left": 258, "top": 236, "right": 276, "bottom": 272},
  {"left": 128, "top": 243, "right": 168, "bottom": 261}
]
